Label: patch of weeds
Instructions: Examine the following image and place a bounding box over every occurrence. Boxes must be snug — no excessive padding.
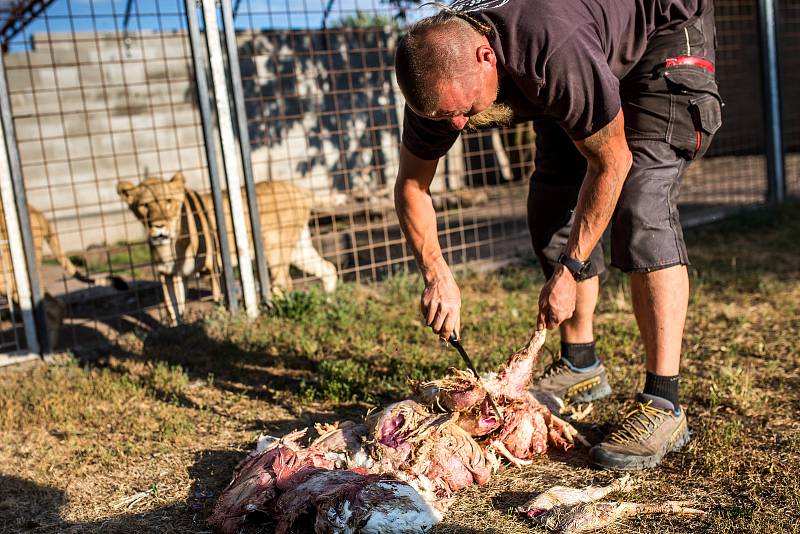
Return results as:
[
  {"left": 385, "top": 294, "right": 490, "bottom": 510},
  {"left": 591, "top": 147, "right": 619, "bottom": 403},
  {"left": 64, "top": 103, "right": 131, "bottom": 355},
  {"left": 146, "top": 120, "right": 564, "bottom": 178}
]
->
[
  {"left": 270, "top": 290, "right": 323, "bottom": 321},
  {"left": 147, "top": 361, "right": 189, "bottom": 397},
  {"left": 324, "top": 295, "right": 359, "bottom": 328},
  {"left": 714, "top": 503, "right": 755, "bottom": 522},
  {"left": 158, "top": 412, "right": 194, "bottom": 441},
  {"left": 301, "top": 359, "right": 374, "bottom": 403},
  {"left": 382, "top": 273, "right": 420, "bottom": 302},
  {"left": 718, "top": 418, "right": 745, "bottom": 447},
  {"left": 498, "top": 264, "right": 541, "bottom": 291},
  {"left": 708, "top": 365, "right": 759, "bottom": 414}
]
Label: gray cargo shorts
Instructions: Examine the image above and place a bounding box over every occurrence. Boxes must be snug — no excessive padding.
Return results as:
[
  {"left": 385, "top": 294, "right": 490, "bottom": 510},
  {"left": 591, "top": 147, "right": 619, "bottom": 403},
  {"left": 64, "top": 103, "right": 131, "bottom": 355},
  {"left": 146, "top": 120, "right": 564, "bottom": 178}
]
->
[{"left": 527, "top": 8, "right": 722, "bottom": 277}]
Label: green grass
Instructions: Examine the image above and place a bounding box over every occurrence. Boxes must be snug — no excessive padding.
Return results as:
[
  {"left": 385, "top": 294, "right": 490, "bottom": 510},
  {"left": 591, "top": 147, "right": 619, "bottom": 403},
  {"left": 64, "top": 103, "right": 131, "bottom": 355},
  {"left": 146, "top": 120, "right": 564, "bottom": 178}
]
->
[{"left": 1, "top": 202, "right": 799, "bottom": 533}]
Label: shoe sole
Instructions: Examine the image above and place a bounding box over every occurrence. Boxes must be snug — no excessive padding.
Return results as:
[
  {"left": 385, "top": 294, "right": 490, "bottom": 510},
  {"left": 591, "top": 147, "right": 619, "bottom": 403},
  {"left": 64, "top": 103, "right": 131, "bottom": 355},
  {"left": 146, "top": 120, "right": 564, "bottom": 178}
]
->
[
  {"left": 589, "top": 421, "right": 691, "bottom": 471},
  {"left": 568, "top": 382, "right": 612, "bottom": 404}
]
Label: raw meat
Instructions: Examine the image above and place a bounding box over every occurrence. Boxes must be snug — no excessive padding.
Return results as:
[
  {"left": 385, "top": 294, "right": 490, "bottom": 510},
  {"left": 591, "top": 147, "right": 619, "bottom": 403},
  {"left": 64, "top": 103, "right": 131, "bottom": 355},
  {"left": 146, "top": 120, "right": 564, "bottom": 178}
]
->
[
  {"left": 210, "top": 330, "right": 588, "bottom": 533},
  {"left": 519, "top": 475, "right": 633, "bottom": 518},
  {"left": 535, "top": 500, "right": 705, "bottom": 534},
  {"left": 519, "top": 476, "right": 705, "bottom": 533}
]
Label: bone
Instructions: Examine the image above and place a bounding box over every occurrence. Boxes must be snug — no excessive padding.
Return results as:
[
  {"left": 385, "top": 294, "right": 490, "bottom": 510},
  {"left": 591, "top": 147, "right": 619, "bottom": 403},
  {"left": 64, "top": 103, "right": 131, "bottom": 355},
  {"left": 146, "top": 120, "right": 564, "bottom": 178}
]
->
[
  {"left": 518, "top": 475, "right": 633, "bottom": 517},
  {"left": 538, "top": 500, "right": 706, "bottom": 533}
]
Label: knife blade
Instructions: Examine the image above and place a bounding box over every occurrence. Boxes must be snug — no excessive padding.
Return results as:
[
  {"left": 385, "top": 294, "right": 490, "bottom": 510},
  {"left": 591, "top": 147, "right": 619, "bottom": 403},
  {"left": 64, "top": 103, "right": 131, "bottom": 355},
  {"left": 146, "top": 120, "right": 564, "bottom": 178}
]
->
[{"left": 448, "top": 333, "right": 504, "bottom": 423}]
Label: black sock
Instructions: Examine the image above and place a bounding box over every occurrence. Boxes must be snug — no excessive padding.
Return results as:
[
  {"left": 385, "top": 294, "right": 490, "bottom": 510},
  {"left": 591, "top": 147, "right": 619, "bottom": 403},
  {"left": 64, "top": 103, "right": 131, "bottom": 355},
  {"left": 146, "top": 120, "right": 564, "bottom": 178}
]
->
[
  {"left": 561, "top": 341, "right": 599, "bottom": 370},
  {"left": 643, "top": 372, "right": 680, "bottom": 408}
]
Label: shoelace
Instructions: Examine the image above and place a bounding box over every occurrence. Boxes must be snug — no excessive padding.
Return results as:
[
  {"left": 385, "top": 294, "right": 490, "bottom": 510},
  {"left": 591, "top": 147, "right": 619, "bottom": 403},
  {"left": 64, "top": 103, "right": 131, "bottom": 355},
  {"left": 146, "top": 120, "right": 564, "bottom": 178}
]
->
[
  {"left": 541, "top": 358, "right": 569, "bottom": 379},
  {"left": 609, "top": 401, "right": 672, "bottom": 445}
]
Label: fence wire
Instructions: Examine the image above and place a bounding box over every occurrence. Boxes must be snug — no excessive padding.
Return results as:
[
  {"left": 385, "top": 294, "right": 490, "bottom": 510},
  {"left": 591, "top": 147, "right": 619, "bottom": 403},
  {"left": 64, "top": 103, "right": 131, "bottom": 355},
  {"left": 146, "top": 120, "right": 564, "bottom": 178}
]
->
[
  {"left": 3, "top": 0, "right": 217, "bottom": 349},
  {"left": 0, "top": 0, "right": 790, "bottom": 353},
  {"left": 0, "top": 238, "right": 24, "bottom": 352},
  {"left": 779, "top": 0, "right": 799, "bottom": 197}
]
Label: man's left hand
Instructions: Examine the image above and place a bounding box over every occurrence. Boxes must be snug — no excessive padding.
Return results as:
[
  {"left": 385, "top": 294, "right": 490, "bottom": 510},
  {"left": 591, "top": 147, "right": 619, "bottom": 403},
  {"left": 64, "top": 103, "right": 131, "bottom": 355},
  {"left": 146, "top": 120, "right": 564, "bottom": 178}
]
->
[{"left": 537, "top": 265, "right": 577, "bottom": 330}]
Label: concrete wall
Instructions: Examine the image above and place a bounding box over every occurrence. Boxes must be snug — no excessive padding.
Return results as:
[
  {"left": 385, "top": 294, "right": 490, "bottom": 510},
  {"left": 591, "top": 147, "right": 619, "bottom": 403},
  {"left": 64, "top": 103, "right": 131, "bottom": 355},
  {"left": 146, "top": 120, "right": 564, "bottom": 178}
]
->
[
  {"left": 6, "top": 30, "right": 210, "bottom": 251},
  {"left": 3, "top": 29, "right": 409, "bottom": 253}
]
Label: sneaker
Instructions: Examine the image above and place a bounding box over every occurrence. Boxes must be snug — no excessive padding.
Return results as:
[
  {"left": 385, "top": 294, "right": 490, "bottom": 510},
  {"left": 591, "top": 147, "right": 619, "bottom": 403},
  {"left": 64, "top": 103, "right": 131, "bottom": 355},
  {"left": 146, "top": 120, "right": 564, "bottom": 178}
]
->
[
  {"left": 531, "top": 357, "right": 612, "bottom": 410},
  {"left": 589, "top": 393, "right": 691, "bottom": 471}
]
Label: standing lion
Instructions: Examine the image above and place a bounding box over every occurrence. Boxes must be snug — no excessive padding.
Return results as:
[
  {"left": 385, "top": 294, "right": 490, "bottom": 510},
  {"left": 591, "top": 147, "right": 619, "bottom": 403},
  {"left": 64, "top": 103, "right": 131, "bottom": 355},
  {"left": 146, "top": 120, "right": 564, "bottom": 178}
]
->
[{"left": 117, "top": 172, "right": 338, "bottom": 325}]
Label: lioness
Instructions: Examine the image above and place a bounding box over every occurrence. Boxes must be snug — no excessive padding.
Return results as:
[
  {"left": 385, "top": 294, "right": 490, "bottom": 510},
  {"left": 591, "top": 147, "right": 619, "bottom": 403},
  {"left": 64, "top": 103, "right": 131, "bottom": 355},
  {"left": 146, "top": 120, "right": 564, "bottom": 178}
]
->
[
  {"left": 0, "top": 204, "right": 125, "bottom": 349},
  {"left": 117, "top": 172, "right": 338, "bottom": 325}
]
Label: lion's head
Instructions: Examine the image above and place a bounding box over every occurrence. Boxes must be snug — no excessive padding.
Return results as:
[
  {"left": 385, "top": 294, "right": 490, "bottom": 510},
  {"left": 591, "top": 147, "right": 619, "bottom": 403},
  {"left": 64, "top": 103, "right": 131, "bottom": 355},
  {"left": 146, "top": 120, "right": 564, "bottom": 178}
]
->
[{"left": 117, "top": 172, "right": 187, "bottom": 247}]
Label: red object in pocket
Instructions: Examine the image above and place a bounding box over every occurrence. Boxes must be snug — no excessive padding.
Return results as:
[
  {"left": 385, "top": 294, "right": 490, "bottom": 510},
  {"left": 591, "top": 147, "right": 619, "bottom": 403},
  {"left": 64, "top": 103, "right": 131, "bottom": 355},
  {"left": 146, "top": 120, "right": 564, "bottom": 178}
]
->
[{"left": 665, "top": 55, "right": 715, "bottom": 73}]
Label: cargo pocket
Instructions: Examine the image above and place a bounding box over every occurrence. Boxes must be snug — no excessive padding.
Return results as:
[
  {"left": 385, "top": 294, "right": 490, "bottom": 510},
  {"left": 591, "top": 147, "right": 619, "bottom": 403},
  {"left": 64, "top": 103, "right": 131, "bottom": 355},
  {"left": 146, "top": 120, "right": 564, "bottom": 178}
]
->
[{"left": 664, "top": 64, "right": 723, "bottom": 160}]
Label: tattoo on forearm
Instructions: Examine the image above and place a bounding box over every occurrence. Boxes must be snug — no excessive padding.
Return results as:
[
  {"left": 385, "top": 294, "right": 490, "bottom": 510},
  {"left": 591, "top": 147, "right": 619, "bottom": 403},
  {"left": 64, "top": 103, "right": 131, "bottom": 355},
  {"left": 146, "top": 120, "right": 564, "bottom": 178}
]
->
[{"left": 569, "top": 112, "right": 631, "bottom": 256}]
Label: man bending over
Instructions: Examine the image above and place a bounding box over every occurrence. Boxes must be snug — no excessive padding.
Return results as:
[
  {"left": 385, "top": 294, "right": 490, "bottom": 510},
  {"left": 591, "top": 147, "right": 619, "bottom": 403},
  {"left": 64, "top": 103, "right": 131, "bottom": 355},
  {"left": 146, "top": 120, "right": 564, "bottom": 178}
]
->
[{"left": 393, "top": 0, "right": 722, "bottom": 470}]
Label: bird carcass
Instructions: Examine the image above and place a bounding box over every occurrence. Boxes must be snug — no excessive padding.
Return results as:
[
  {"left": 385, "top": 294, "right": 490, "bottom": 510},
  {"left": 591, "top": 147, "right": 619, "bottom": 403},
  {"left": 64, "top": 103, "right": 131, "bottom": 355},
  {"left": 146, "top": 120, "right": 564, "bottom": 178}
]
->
[
  {"left": 209, "top": 330, "right": 584, "bottom": 533},
  {"left": 517, "top": 475, "right": 706, "bottom": 534}
]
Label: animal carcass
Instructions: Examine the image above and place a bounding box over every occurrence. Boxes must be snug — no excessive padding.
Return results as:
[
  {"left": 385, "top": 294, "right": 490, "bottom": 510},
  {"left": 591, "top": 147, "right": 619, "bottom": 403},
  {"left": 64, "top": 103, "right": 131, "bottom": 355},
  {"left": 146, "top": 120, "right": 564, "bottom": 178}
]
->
[
  {"left": 210, "top": 330, "right": 586, "bottom": 533},
  {"left": 518, "top": 475, "right": 705, "bottom": 534}
]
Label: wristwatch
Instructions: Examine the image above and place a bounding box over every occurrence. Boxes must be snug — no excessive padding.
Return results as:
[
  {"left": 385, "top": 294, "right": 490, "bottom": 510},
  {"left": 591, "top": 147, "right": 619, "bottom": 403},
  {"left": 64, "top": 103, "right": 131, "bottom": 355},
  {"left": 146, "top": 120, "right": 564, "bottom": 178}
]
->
[{"left": 556, "top": 252, "right": 592, "bottom": 281}]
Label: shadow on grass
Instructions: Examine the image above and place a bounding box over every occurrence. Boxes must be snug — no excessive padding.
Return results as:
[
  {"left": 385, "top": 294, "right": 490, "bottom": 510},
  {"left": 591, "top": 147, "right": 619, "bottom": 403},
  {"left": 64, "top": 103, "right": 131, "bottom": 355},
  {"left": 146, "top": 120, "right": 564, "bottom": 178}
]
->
[
  {"left": 75, "top": 319, "right": 327, "bottom": 418},
  {"left": 0, "top": 466, "right": 509, "bottom": 534},
  {"left": 1, "top": 459, "right": 251, "bottom": 534},
  {"left": 0, "top": 474, "right": 204, "bottom": 534}
]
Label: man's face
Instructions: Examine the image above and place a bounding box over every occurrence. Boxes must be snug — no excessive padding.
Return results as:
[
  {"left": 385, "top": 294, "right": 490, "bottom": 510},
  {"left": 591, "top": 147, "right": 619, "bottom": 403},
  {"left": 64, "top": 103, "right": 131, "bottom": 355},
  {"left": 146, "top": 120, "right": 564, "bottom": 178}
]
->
[
  {"left": 432, "top": 73, "right": 498, "bottom": 130},
  {"left": 414, "top": 42, "right": 504, "bottom": 131},
  {"left": 428, "top": 67, "right": 501, "bottom": 131}
]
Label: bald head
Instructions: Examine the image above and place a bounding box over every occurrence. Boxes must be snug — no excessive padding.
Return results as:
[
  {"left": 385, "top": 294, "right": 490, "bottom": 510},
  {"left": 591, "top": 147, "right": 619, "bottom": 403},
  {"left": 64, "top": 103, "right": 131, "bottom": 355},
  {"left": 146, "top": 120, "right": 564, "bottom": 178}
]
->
[{"left": 395, "top": 14, "right": 491, "bottom": 116}]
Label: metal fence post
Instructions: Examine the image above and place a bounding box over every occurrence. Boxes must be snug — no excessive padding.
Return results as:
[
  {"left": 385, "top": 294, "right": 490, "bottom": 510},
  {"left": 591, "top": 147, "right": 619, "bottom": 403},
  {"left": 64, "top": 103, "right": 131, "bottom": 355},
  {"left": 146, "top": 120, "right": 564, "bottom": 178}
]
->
[
  {"left": 201, "top": 0, "right": 259, "bottom": 319},
  {"left": 184, "top": 0, "right": 238, "bottom": 313},
  {"left": 220, "top": 0, "right": 272, "bottom": 306},
  {"left": 758, "top": 0, "right": 786, "bottom": 204},
  {"left": 0, "top": 54, "right": 41, "bottom": 356}
]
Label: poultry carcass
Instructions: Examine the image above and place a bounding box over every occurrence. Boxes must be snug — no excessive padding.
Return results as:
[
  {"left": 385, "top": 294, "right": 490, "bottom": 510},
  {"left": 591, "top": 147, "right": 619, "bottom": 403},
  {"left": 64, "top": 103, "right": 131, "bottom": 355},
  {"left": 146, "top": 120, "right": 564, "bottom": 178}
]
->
[
  {"left": 209, "top": 424, "right": 440, "bottom": 534},
  {"left": 518, "top": 475, "right": 634, "bottom": 518},
  {"left": 207, "top": 429, "right": 339, "bottom": 533},
  {"left": 210, "top": 330, "right": 586, "bottom": 533},
  {"left": 534, "top": 501, "right": 705, "bottom": 534},
  {"left": 518, "top": 476, "right": 705, "bottom": 534},
  {"left": 272, "top": 468, "right": 441, "bottom": 534},
  {"left": 414, "top": 330, "right": 585, "bottom": 463}
]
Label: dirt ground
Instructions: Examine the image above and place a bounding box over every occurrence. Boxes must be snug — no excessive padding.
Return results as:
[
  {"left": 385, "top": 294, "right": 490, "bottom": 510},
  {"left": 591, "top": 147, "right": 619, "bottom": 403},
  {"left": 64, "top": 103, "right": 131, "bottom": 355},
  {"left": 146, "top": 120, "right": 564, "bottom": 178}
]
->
[{"left": 1, "top": 202, "right": 799, "bottom": 534}]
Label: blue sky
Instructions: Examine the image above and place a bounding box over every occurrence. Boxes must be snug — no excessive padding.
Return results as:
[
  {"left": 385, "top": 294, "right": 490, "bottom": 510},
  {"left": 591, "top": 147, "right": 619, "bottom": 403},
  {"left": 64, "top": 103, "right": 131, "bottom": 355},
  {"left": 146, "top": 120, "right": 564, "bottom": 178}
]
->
[{"left": 6, "top": 0, "right": 434, "bottom": 47}]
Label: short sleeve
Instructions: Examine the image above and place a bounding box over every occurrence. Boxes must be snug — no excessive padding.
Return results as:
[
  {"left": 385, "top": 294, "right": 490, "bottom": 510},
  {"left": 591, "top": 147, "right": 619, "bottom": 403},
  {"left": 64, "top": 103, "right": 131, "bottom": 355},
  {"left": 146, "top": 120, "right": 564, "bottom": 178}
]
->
[
  {"left": 401, "top": 103, "right": 460, "bottom": 160},
  {"left": 537, "top": 27, "right": 621, "bottom": 140}
]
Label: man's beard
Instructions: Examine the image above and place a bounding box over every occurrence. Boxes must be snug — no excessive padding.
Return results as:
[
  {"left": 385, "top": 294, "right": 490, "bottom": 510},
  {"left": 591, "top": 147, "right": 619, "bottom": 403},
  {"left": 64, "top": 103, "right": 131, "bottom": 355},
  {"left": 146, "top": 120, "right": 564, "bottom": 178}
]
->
[{"left": 466, "top": 102, "right": 514, "bottom": 130}]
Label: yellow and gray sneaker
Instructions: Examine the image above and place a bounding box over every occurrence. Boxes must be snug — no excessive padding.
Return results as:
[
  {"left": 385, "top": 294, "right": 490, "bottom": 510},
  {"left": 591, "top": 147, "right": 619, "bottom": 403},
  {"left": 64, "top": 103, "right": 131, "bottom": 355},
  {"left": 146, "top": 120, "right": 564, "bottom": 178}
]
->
[
  {"left": 589, "top": 393, "right": 690, "bottom": 471},
  {"left": 531, "top": 357, "right": 612, "bottom": 411}
]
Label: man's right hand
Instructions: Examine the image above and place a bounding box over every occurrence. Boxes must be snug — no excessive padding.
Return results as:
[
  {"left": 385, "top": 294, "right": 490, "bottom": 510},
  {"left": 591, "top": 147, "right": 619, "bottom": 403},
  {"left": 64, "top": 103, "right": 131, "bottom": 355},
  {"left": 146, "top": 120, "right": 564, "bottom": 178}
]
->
[
  {"left": 421, "top": 267, "right": 461, "bottom": 341},
  {"left": 394, "top": 145, "right": 461, "bottom": 341}
]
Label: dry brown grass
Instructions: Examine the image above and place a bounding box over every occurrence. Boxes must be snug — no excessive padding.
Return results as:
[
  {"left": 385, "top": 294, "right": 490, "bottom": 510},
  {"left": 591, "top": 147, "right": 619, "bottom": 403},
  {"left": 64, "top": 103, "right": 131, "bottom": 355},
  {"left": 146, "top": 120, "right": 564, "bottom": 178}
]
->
[{"left": 1, "top": 203, "right": 799, "bottom": 534}]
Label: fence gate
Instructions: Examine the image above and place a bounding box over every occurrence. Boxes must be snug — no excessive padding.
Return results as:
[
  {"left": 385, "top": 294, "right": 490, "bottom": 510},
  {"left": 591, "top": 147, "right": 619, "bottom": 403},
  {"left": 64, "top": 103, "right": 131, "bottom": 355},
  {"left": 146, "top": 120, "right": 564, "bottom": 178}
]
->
[{"left": 0, "top": 0, "right": 256, "bottom": 356}]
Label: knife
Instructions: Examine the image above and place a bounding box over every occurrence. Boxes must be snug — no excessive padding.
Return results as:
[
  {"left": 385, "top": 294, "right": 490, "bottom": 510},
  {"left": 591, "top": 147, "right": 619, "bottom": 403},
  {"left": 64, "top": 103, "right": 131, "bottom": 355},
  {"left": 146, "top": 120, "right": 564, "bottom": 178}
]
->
[{"left": 448, "top": 333, "right": 504, "bottom": 423}]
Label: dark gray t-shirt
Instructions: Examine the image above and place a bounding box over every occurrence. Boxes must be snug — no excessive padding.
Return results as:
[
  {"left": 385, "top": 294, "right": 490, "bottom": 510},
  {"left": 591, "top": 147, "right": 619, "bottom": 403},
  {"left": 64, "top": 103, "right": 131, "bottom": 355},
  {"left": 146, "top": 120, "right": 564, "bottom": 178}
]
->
[{"left": 402, "top": 0, "right": 708, "bottom": 160}]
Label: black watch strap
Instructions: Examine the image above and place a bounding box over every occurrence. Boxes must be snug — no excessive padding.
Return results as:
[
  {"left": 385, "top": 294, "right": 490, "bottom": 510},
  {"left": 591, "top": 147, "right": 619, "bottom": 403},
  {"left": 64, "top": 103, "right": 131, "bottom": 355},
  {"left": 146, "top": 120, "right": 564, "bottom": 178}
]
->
[{"left": 557, "top": 252, "right": 592, "bottom": 281}]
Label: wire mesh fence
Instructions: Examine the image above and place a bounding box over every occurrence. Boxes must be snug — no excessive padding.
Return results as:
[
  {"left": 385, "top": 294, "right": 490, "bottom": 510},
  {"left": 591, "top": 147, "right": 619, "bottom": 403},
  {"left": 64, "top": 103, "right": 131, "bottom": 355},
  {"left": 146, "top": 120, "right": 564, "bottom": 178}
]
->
[
  {"left": 677, "top": 0, "right": 768, "bottom": 220},
  {"left": 0, "top": 0, "right": 791, "bottom": 354},
  {"left": 233, "top": 0, "right": 532, "bottom": 286},
  {"left": 0, "top": 236, "right": 24, "bottom": 353},
  {"left": 2, "top": 0, "right": 219, "bottom": 350},
  {"left": 779, "top": 0, "right": 799, "bottom": 197}
]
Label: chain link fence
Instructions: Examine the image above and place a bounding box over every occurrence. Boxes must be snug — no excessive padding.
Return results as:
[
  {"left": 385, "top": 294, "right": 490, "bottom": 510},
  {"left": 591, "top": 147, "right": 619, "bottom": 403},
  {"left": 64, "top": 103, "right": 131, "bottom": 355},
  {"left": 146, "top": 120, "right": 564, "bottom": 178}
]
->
[
  {"left": 0, "top": 0, "right": 791, "bottom": 356},
  {"left": 779, "top": 0, "right": 799, "bottom": 196}
]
